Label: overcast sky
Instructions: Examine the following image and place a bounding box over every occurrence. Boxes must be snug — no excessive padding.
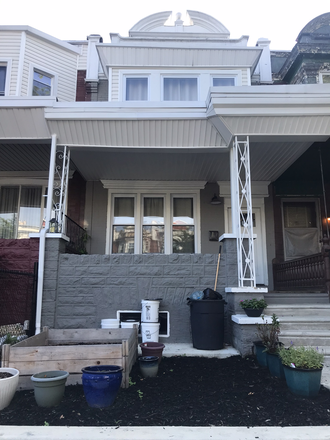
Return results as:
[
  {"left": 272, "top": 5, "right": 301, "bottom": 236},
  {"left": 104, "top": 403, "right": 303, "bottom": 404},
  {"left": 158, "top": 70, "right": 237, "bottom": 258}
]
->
[{"left": 2, "top": 0, "right": 330, "bottom": 50}]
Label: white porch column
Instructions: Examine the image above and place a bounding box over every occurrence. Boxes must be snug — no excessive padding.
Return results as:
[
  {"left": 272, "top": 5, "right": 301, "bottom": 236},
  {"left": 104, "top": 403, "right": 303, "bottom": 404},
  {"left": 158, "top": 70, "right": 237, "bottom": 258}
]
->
[{"left": 230, "top": 136, "right": 256, "bottom": 288}]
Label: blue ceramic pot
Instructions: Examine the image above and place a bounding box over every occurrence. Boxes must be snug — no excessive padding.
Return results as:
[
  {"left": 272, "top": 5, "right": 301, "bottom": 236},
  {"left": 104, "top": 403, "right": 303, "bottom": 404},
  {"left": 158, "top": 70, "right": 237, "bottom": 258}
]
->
[
  {"left": 253, "top": 341, "right": 267, "bottom": 367},
  {"left": 81, "top": 365, "right": 123, "bottom": 408},
  {"left": 283, "top": 365, "right": 322, "bottom": 397}
]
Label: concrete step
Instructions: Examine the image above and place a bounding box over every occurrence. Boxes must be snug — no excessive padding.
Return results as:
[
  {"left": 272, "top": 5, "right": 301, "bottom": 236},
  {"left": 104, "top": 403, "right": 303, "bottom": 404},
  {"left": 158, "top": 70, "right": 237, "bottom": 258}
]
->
[
  {"left": 264, "top": 292, "right": 329, "bottom": 305},
  {"left": 266, "top": 304, "right": 330, "bottom": 317}
]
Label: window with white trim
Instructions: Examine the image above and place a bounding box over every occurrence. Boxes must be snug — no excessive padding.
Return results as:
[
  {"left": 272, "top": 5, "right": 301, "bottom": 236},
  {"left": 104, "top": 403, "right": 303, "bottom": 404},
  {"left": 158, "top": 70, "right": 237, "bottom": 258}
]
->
[
  {"left": 0, "top": 186, "right": 45, "bottom": 239},
  {"left": 163, "top": 77, "right": 198, "bottom": 101},
  {"left": 0, "top": 65, "right": 6, "bottom": 96},
  {"left": 213, "top": 77, "right": 235, "bottom": 86},
  {"left": 125, "top": 77, "right": 148, "bottom": 101},
  {"left": 320, "top": 73, "right": 330, "bottom": 84},
  {"left": 33, "top": 69, "right": 52, "bottom": 96},
  {"left": 107, "top": 187, "right": 200, "bottom": 254}
]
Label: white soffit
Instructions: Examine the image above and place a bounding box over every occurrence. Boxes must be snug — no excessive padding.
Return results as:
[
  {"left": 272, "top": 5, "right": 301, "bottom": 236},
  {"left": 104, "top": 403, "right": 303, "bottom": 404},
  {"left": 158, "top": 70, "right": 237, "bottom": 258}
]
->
[
  {"left": 46, "top": 119, "right": 226, "bottom": 148},
  {"left": 0, "top": 108, "right": 50, "bottom": 139}
]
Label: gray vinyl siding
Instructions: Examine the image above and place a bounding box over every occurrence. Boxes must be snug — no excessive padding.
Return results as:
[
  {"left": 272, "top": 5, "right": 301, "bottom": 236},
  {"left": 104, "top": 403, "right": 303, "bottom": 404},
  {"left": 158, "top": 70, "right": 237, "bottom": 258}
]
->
[
  {"left": 21, "top": 34, "right": 78, "bottom": 101},
  {"left": 0, "top": 31, "right": 22, "bottom": 95}
]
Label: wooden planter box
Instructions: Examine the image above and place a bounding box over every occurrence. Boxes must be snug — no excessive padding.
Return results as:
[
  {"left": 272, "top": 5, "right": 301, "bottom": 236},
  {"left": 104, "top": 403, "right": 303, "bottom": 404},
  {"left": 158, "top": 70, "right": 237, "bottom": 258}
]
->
[{"left": 1, "top": 326, "right": 138, "bottom": 389}]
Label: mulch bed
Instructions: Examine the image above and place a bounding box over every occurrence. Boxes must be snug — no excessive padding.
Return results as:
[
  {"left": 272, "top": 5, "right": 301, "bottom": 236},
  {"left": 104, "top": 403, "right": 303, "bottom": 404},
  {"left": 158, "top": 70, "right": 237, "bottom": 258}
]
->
[{"left": 1, "top": 355, "right": 330, "bottom": 427}]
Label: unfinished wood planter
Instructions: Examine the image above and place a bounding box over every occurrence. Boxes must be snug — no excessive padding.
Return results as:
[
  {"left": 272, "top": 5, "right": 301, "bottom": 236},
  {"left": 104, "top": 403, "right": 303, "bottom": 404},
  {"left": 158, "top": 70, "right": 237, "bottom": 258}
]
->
[{"left": 1, "top": 326, "right": 138, "bottom": 390}]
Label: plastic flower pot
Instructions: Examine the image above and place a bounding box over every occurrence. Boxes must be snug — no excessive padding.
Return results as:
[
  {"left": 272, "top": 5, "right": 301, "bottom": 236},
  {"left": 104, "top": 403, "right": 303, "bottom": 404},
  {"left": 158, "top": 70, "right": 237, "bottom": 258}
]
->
[
  {"left": 139, "top": 342, "right": 165, "bottom": 363},
  {"left": 283, "top": 365, "right": 323, "bottom": 397},
  {"left": 253, "top": 341, "right": 267, "bottom": 367},
  {"left": 31, "top": 370, "right": 69, "bottom": 407},
  {"left": 266, "top": 352, "right": 285, "bottom": 379},
  {"left": 243, "top": 308, "right": 264, "bottom": 317},
  {"left": 81, "top": 365, "right": 123, "bottom": 408},
  {"left": 0, "top": 368, "right": 19, "bottom": 410},
  {"left": 138, "top": 356, "right": 159, "bottom": 378}
]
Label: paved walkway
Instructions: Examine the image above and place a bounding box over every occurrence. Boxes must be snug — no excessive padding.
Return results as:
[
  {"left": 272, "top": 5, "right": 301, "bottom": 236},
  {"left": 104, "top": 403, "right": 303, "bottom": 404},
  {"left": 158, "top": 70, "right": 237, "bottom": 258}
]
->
[{"left": 2, "top": 343, "right": 330, "bottom": 440}]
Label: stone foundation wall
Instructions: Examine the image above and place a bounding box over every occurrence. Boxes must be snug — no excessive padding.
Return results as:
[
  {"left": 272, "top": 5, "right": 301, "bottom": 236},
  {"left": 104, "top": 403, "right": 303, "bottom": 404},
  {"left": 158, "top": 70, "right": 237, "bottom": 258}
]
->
[{"left": 41, "top": 237, "right": 240, "bottom": 343}]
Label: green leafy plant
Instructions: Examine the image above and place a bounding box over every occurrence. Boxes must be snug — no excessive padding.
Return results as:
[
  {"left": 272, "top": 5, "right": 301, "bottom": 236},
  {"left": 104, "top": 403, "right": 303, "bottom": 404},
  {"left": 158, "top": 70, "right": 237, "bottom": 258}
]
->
[
  {"left": 128, "top": 377, "right": 136, "bottom": 387},
  {"left": 137, "top": 390, "right": 143, "bottom": 400},
  {"left": 239, "top": 298, "right": 267, "bottom": 310},
  {"left": 3, "top": 334, "right": 18, "bottom": 345},
  {"left": 256, "top": 314, "right": 281, "bottom": 354},
  {"left": 279, "top": 345, "right": 324, "bottom": 370}
]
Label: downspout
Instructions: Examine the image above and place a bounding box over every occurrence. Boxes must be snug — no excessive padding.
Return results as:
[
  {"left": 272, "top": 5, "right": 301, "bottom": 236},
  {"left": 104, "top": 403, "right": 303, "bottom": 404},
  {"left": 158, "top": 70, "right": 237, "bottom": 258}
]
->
[{"left": 35, "top": 134, "right": 57, "bottom": 334}]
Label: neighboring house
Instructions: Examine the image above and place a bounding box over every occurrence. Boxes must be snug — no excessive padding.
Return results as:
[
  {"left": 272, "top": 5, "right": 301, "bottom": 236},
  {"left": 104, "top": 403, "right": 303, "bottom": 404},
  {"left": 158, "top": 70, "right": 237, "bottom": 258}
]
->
[{"left": 1, "top": 11, "right": 330, "bottom": 349}]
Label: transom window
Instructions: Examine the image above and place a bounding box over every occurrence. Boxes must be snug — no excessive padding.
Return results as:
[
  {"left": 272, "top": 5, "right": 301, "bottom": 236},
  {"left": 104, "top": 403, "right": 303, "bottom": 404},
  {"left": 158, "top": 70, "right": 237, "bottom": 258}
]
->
[
  {"left": 33, "top": 70, "right": 52, "bottom": 96},
  {"left": 0, "top": 186, "right": 44, "bottom": 239},
  {"left": 107, "top": 187, "right": 199, "bottom": 254},
  {"left": 163, "top": 78, "right": 197, "bottom": 101},
  {"left": 126, "top": 77, "right": 148, "bottom": 101},
  {"left": 0, "top": 66, "right": 6, "bottom": 96},
  {"left": 213, "top": 77, "right": 235, "bottom": 86}
]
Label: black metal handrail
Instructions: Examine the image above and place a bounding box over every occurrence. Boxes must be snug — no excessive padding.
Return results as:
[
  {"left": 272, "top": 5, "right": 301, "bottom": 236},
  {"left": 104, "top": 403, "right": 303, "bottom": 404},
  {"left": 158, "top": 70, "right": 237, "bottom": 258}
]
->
[{"left": 65, "top": 215, "right": 88, "bottom": 255}]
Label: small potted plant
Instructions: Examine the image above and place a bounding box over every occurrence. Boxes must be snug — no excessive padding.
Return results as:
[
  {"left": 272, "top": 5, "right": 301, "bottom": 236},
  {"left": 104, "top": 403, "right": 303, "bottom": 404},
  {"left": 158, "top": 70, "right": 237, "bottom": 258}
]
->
[
  {"left": 256, "top": 314, "right": 284, "bottom": 378},
  {"left": 239, "top": 298, "right": 267, "bottom": 317},
  {"left": 278, "top": 345, "right": 324, "bottom": 397}
]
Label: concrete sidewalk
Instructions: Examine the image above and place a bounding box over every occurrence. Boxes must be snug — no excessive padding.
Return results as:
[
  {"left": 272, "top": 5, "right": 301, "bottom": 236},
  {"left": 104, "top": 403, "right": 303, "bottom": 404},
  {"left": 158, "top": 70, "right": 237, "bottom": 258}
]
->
[{"left": 2, "top": 343, "right": 330, "bottom": 440}]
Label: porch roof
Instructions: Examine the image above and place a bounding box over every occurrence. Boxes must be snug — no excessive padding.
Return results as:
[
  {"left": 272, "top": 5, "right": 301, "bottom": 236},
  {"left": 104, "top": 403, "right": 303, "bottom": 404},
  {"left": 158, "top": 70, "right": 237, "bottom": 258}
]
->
[{"left": 0, "top": 84, "right": 329, "bottom": 183}]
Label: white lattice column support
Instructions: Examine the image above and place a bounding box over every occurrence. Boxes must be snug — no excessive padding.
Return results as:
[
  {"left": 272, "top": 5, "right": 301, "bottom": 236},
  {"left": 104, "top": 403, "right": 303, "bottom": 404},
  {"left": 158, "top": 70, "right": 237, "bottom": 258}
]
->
[{"left": 232, "top": 136, "right": 256, "bottom": 288}]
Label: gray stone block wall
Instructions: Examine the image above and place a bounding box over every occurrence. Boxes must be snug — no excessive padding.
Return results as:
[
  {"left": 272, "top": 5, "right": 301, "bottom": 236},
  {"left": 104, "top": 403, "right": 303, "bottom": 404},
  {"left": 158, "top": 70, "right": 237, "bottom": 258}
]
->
[{"left": 41, "top": 236, "right": 243, "bottom": 345}]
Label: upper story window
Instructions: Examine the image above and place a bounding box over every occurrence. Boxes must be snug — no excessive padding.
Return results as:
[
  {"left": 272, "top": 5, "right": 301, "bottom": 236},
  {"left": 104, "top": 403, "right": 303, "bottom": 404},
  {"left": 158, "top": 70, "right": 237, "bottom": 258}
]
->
[
  {"left": 163, "top": 78, "right": 198, "bottom": 101},
  {"left": 33, "top": 70, "right": 52, "bottom": 96},
  {"left": 320, "top": 73, "right": 330, "bottom": 84},
  {"left": 213, "top": 77, "right": 235, "bottom": 86},
  {"left": 0, "top": 65, "right": 6, "bottom": 96},
  {"left": 126, "top": 77, "right": 148, "bottom": 101}
]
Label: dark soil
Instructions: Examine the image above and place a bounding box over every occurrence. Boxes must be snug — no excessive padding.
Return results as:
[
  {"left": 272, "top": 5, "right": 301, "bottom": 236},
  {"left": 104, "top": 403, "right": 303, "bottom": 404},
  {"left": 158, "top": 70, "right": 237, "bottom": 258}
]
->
[{"left": 1, "top": 355, "right": 330, "bottom": 427}]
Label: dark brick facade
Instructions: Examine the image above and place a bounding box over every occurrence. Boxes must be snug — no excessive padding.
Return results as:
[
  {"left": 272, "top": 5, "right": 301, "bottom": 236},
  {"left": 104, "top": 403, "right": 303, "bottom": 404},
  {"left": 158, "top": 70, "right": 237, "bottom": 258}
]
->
[
  {"left": 0, "top": 238, "right": 39, "bottom": 272},
  {"left": 76, "top": 70, "right": 91, "bottom": 102}
]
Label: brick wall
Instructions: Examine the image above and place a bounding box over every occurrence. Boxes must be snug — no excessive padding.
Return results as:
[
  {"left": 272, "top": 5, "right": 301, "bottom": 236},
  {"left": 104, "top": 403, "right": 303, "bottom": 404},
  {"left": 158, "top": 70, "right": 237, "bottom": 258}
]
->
[
  {"left": 76, "top": 70, "right": 91, "bottom": 102},
  {"left": 41, "top": 238, "right": 239, "bottom": 344},
  {"left": 67, "top": 171, "right": 86, "bottom": 226},
  {"left": 0, "top": 238, "right": 39, "bottom": 272}
]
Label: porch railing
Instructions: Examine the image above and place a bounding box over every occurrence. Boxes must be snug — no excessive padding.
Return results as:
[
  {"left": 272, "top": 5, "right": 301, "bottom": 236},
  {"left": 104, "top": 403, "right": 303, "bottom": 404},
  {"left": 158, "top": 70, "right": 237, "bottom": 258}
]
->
[
  {"left": 65, "top": 216, "right": 88, "bottom": 255},
  {"left": 273, "top": 251, "right": 330, "bottom": 292}
]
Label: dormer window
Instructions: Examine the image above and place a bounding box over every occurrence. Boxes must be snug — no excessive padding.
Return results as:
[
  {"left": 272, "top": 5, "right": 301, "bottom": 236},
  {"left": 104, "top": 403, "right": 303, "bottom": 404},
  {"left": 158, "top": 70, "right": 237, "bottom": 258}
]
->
[
  {"left": 320, "top": 73, "right": 330, "bottom": 84},
  {"left": 126, "top": 77, "right": 148, "bottom": 101},
  {"left": 33, "top": 70, "right": 52, "bottom": 96},
  {"left": 163, "top": 77, "right": 198, "bottom": 101}
]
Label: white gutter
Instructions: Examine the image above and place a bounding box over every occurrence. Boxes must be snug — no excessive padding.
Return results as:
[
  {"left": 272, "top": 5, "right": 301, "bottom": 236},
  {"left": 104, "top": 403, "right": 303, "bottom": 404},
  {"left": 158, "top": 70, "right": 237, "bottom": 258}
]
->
[{"left": 35, "top": 134, "right": 57, "bottom": 334}]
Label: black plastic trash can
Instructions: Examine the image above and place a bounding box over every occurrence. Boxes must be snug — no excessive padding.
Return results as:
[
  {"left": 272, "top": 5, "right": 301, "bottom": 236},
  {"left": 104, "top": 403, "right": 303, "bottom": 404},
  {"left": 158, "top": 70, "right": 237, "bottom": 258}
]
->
[{"left": 189, "top": 299, "right": 225, "bottom": 350}]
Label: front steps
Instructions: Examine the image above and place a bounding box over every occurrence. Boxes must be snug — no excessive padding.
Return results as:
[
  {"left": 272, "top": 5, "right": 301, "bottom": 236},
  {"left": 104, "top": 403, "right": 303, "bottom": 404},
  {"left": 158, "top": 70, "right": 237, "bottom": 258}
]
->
[{"left": 263, "top": 293, "right": 330, "bottom": 354}]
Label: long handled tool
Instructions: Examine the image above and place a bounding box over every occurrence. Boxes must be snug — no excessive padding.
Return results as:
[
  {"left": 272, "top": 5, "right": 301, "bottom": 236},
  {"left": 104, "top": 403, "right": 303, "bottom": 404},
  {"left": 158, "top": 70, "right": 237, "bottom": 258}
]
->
[{"left": 214, "top": 244, "right": 222, "bottom": 292}]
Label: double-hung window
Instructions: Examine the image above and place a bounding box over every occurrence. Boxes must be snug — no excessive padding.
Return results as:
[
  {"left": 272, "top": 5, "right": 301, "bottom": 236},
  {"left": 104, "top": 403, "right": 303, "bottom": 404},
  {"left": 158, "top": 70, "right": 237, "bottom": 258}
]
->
[
  {"left": 33, "top": 70, "right": 52, "bottom": 96},
  {"left": 112, "top": 197, "right": 135, "bottom": 254},
  {"left": 0, "top": 186, "right": 44, "bottom": 239},
  {"left": 142, "top": 197, "right": 164, "bottom": 253},
  {"left": 163, "top": 77, "right": 198, "bottom": 101},
  {"left": 125, "top": 77, "right": 148, "bottom": 101},
  {"left": 320, "top": 73, "right": 330, "bottom": 84},
  {"left": 0, "top": 65, "right": 6, "bottom": 96},
  {"left": 172, "top": 197, "right": 194, "bottom": 253}
]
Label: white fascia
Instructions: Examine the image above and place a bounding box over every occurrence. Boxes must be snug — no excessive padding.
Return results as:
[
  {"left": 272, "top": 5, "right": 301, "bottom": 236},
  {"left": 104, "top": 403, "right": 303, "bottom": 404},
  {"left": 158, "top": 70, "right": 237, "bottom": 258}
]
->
[
  {"left": 45, "top": 101, "right": 208, "bottom": 120},
  {"left": 0, "top": 96, "right": 58, "bottom": 107}
]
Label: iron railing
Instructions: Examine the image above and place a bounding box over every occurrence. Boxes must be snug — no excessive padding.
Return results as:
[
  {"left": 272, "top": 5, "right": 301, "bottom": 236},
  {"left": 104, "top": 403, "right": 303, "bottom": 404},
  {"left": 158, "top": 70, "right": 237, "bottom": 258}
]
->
[
  {"left": 65, "top": 215, "right": 88, "bottom": 254},
  {"left": 273, "top": 252, "right": 330, "bottom": 292}
]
